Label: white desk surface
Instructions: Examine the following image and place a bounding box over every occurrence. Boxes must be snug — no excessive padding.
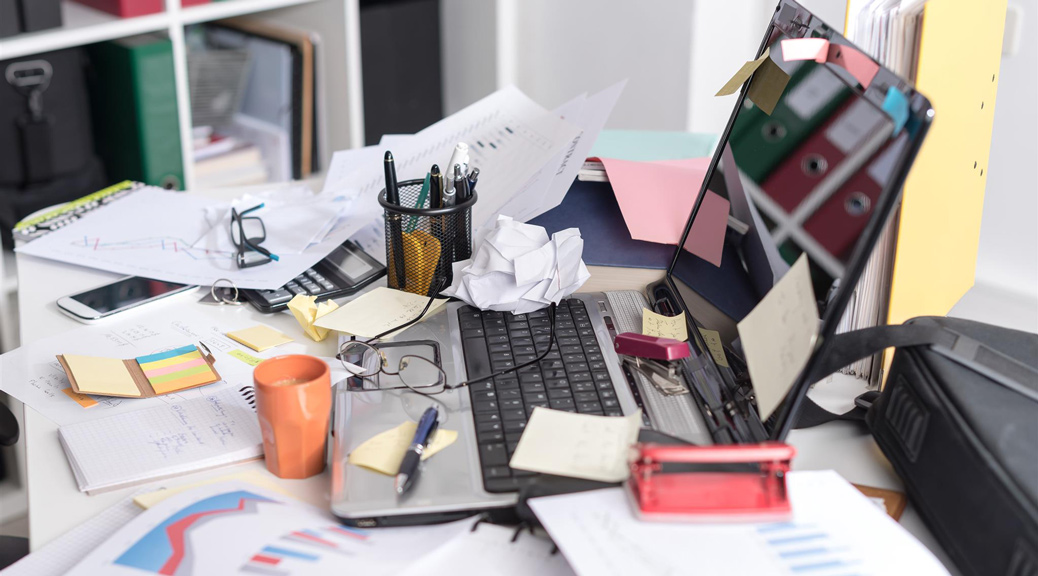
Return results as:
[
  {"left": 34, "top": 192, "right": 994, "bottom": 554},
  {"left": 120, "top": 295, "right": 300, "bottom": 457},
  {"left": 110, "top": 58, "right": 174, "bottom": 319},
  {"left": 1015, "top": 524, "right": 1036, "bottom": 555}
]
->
[{"left": 13, "top": 189, "right": 954, "bottom": 571}]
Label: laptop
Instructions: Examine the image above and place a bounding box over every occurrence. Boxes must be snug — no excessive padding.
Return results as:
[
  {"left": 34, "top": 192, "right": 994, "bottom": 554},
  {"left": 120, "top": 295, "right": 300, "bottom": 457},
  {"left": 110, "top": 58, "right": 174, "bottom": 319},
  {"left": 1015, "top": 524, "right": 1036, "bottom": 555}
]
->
[{"left": 330, "top": 0, "right": 934, "bottom": 526}]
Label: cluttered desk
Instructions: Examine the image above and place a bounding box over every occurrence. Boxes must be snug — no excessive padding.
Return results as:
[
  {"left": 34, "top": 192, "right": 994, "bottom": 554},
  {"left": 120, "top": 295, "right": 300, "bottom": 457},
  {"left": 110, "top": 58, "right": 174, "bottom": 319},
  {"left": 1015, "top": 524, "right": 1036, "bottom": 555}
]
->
[{"left": 1, "top": 1, "right": 1030, "bottom": 575}]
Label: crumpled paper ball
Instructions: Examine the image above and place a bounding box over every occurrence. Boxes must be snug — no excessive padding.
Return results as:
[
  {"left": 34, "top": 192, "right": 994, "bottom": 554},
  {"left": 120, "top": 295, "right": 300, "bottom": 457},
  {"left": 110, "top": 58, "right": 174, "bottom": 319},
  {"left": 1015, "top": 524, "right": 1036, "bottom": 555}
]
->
[{"left": 443, "top": 216, "right": 590, "bottom": 314}]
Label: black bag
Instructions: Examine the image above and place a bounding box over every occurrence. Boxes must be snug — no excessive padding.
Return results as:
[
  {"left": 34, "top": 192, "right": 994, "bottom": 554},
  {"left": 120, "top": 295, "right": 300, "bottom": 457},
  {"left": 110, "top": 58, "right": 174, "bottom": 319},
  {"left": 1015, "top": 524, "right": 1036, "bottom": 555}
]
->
[{"left": 801, "top": 316, "right": 1038, "bottom": 576}]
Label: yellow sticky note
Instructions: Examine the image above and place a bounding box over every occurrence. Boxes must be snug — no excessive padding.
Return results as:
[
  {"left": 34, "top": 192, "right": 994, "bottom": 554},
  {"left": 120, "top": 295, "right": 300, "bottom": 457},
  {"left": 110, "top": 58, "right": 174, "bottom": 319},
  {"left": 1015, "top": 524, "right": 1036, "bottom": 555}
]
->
[
  {"left": 226, "top": 325, "right": 293, "bottom": 352},
  {"left": 228, "top": 349, "right": 264, "bottom": 366},
  {"left": 63, "top": 355, "right": 141, "bottom": 397},
  {"left": 716, "top": 47, "right": 771, "bottom": 96},
  {"left": 315, "top": 287, "right": 448, "bottom": 339},
  {"left": 62, "top": 387, "right": 98, "bottom": 408},
  {"left": 736, "top": 254, "right": 819, "bottom": 419},
  {"left": 134, "top": 470, "right": 290, "bottom": 509},
  {"left": 287, "top": 295, "right": 339, "bottom": 342},
  {"left": 746, "top": 55, "right": 790, "bottom": 115},
  {"left": 641, "top": 309, "right": 688, "bottom": 341},
  {"left": 698, "top": 327, "right": 729, "bottom": 368},
  {"left": 348, "top": 421, "right": 458, "bottom": 476}
]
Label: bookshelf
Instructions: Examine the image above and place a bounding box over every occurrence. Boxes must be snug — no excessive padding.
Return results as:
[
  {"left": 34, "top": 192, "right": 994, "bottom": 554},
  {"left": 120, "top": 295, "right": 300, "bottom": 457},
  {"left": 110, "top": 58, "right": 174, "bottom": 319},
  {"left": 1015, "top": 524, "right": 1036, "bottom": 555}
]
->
[{"left": 0, "top": 0, "right": 364, "bottom": 189}]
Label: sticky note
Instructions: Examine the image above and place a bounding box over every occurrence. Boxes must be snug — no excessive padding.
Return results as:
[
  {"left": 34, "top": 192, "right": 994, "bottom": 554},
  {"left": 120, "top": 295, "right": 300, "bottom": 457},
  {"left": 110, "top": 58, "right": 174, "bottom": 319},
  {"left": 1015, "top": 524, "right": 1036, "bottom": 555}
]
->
[
  {"left": 716, "top": 47, "right": 773, "bottom": 96},
  {"left": 698, "top": 328, "right": 729, "bottom": 368},
  {"left": 226, "top": 325, "right": 294, "bottom": 352},
  {"left": 63, "top": 355, "right": 141, "bottom": 397},
  {"left": 315, "top": 287, "right": 448, "bottom": 339},
  {"left": 826, "top": 43, "right": 879, "bottom": 88},
  {"left": 746, "top": 56, "right": 791, "bottom": 115},
  {"left": 882, "top": 86, "right": 910, "bottom": 136},
  {"left": 736, "top": 254, "right": 819, "bottom": 419},
  {"left": 137, "top": 345, "right": 219, "bottom": 394},
  {"left": 62, "top": 387, "right": 98, "bottom": 408},
  {"left": 600, "top": 157, "right": 716, "bottom": 249},
  {"left": 682, "top": 189, "right": 730, "bottom": 267},
  {"left": 287, "top": 294, "right": 339, "bottom": 342},
  {"left": 781, "top": 37, "right": 830, "bottom": 63},
  {"left": 642, "top": 309, "right": 688, "bottom": 341},
  {"left": 348, "top": 421, "right": 458, "bottom": 475},
  {"left": 228, "top": 349, "right": 264, "bottom": 366},
  {"left": 509, "top": 408, "right": 642, "bottom": 483}
]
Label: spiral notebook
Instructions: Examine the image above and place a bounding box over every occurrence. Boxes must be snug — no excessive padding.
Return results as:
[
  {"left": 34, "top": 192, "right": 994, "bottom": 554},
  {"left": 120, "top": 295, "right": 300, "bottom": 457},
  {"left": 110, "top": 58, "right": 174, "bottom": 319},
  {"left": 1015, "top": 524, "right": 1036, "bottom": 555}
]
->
[{"left": 58, "top": 386, "right": 263, "bottom": 494}]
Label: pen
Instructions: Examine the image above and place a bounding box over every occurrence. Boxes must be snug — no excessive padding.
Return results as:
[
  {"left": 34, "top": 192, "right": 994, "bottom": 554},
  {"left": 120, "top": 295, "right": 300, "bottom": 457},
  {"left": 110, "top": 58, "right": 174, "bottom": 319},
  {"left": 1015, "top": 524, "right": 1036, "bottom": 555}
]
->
[
  {"left": 429, "top": 164, "right": 443, "bottom": 209},
  {"left": 445, "top": 142, "right": 470, "bottom": 186},
  {"left": 395, "top": 406, "right": 439, "bottom": 495},
  {"left": 443, "top": 164, "right": 463, "bottom": 208},
  {"left": 384, "top": 151, "right": 407, "bottom": 289},
  {"left": 467, "top": 167, "right": 480, "bottom": 194}
]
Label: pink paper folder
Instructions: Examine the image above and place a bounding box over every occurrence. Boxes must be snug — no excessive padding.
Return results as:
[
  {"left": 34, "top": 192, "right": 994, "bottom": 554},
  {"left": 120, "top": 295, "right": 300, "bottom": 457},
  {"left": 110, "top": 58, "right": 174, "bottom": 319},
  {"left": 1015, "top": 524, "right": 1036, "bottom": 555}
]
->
[{"left": 599, "top": 157, "right": 729, "bottom": 267}]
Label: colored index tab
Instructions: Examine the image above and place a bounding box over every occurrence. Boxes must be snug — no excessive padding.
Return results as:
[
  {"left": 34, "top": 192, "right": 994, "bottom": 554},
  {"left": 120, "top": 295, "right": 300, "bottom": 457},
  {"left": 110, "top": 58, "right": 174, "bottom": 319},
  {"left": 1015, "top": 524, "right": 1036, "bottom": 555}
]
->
[
  {"left": 781, "top": 37, "right": 830, "bottom": 62},
  {"left": 882, "top": 86, "right": 910, "bottom": 135},
  {"left": 826, "top": 43, "right": 880, "bottom": 88},
  {"left": 135, "top": 344, "right": 198, "bottom": 365}
]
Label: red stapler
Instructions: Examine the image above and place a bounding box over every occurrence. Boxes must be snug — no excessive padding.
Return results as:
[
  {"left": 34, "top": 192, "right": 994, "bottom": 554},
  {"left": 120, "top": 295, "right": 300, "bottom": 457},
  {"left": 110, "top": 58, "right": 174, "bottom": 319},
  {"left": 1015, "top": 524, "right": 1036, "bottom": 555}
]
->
[
  {"left": 614, "top": 332, "right": 691, "bottom": 396},
  {"left": 626, "top": 442, "right": 795, "bottom": 523}
]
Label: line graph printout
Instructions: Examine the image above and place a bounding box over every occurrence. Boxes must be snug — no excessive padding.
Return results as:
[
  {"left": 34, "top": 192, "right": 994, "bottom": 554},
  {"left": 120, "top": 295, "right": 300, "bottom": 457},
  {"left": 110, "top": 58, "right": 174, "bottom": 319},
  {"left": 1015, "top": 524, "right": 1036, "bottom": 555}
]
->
[
  {"left": 15, "top": 188, "right": 374, "bottom": 290},
  {"left": 0, "top": 304, "right": 309, "bottom": 427},
  {"left": 66, "top": 482, "right": 472, "bottom": 576}
]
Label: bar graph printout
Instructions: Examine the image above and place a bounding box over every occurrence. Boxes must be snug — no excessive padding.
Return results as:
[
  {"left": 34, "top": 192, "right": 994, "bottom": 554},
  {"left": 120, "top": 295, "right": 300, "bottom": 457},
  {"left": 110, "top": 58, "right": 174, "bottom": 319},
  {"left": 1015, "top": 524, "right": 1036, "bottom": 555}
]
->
[
  {"left": 529, "top": 470, "right": 951, "bottom": 576},
  {"left": 65, "top": 482, "right": 472, "bottom": 576}
]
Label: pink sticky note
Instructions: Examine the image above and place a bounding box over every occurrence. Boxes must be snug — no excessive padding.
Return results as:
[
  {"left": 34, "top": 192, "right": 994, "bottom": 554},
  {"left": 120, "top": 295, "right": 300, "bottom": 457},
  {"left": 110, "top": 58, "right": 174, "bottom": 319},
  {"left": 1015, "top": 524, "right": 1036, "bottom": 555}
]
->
[
  {"left": 600, "top": 157, "right": 728, "bottom": 267},
  {"left": 826, "top": 43, "right": 879, "bottom": 88},
  {"left": 682, "top": 190, "right": 730, "bottom": 267},
  {"left": 781, "top": 38, "right": 829, "bottom": 63}
]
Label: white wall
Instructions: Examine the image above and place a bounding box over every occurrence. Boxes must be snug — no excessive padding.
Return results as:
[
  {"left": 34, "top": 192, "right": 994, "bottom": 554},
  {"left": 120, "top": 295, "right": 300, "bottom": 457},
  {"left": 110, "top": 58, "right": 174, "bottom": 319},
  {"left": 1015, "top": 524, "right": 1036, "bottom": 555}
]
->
[{"left": 973, "top": 1, "right": 1038, "bottom": 300}]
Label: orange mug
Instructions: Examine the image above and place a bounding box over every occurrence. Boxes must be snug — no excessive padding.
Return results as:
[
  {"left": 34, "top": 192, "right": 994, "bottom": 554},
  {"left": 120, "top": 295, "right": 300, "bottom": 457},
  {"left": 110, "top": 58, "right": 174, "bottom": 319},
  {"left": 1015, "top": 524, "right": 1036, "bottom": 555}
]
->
[{"left": 253, "top": 355, "right": 331, "bottom": 479}]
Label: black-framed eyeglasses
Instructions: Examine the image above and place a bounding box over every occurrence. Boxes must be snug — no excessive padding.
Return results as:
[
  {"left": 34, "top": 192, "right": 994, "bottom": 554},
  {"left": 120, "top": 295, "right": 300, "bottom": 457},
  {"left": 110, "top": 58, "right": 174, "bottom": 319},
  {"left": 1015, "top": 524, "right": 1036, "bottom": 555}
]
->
[
  {"left": 230, "top": 204, "right": 280, "bottom": 269},
  {"left": 336, "top": 301, "right": 559, "bottom": 396}
]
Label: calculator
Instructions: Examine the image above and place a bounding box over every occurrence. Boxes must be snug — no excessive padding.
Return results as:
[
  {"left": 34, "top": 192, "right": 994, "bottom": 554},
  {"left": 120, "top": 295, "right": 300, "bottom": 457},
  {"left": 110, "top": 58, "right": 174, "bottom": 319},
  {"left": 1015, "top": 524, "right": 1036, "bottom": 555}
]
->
[{"left": 240, "top": 240, "right": 386, "bottom": 313}]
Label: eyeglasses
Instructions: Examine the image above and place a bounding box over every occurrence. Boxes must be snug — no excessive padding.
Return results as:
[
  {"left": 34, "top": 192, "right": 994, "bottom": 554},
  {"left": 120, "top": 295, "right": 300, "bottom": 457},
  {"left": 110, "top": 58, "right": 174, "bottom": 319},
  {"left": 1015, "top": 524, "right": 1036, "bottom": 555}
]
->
[
  {"left": 337, "top": 302, "right": 558, "bottom": 395},
  {"left": 230, "top": 204, "right": 279, "bottom": 269}
]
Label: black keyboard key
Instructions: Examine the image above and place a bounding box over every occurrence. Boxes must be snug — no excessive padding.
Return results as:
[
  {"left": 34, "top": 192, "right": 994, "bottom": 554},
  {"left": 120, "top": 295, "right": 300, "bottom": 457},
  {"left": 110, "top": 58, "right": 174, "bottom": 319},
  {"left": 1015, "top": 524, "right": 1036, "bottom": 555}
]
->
[
  {"left": 512, "top": 337, "right": 533, "bottom": 347},
  {"left": 484, "top": 466, "right": 511, "bottom": 479},
  {"left": 520, "top": 382, "right": 545, "bottom": 393},
  {"left": 542, "top": 369, "right": 567, "bottom": 380},
  {"left": 504, "top": 431, "right": 524, "bottom": 445},
  {"left": 574, "top": 391, "right": 599, "bottom": 403},
  {"left": 564, "top": 362, "right": 590, "bottom": 372},
  {"left": 500, "top": 398, "right": 524, "bottom": 410},
  {"left": 599, "top": 388, "right": 617, "bottom": 399},
  {"left": 262, "top": 290, "right": 293, "bottom": 305},
  {"left": 561, "top": 345, "right": 583, "bottom": 355},
  {"left": 605, "top": 408, "right": 624, "bottom": 417},
  {"left": 484, "top": 478, "right": 520, "bottom": 493},
  {"left": 592, "top": 371, "right": 612, "bottom": 383},
  {"left": 462, "top": 327, "right": 486, "bottom": 337},
  {"left": 514, "top": 354, "right": 537, "bottom": 366},
  {"left": 491, "top": 351, "right": 514, "bottom": 361},
  {"left": 540, "top": 360, "right": 564, "bottom": 370},
  {"left": 478, "top": 430, "right": 505, "bottom": 443},
  {"left": 558, "top": 337, "right": 581, "bottom": 346},
  {"left": 545, "top": 378, "right": 570, "bottom": 389},
  {"left": 491, "top": 359, "right": 516, "bottom": 371},
  {"left": 485, "top": 326, "right": 507, "bottom": 336},
  {"left": 572, "top": 381, "right": 596, "bottom": 393},
  {"left": 603, "top": 398, "right": 621, "bottom": 410},
  {"left": 479, "top": 443, "right": 509, "bottom": 467},
  {"left": 501, "top": 408, "right": 526, "bottom": 421},
  {"left": 498, "top": 388, "right": 521, "bottom": 400},
  {"left": 523, "top": 392, "right": 548, "bottom": 403},
  {"left": 462, "top": 334, "right": 493, "bottom": 382},
  {"left": 577, "top": 402, "right": 603, "bottom": 413},
  {"left": 474, "top": 400, "right": 499, "bottom": 413},
  {"left": 489, "top": 343, "right": 512, "bottom": 353},
  {"left": 471, "top": 381, "right": 495, "bottom": 392},
  {"left": 506, "top": 440, "right": 520, "bottom": 454},
  {"left": 477, "top": 421, "right": 502, "bottom": 434},
  {"left": 512, "top": 345, "right": 536, "bottom": 356},
  {"left": 487, "top": 335, "right": 509, "bottom": 345},
  {"left": 589, "top": 361, "right": 607, "bottom": 371},
  {"left": 549, "top": 398, "right": 575, "bottom": 410},
  {"left": 484, "top": 318, "right": 505, "bottom": 327},
  {"left": 526, "top": 400, "right": 549, "bottom": 411},
  {"left": 503, "top": 420, "right": 527, "bottom": 433},
  {"left": 475, "top": 412, "right": 501, "bottom": 424},
  {"left": 548, "top": 388, "right": 573, "bottom": 399},
  {"left": 569, "top": 371, "right": 592, "bottom": 382},
  {"left": 508, "top": 328, "right": 531, "bottom": 338}
]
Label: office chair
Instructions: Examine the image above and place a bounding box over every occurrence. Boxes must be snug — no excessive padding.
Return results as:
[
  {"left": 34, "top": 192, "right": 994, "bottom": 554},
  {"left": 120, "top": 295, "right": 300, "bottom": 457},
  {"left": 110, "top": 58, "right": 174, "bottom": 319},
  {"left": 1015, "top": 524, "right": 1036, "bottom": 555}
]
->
[{"left": 0, "top": 400, "right": 28, "bottom": 570}]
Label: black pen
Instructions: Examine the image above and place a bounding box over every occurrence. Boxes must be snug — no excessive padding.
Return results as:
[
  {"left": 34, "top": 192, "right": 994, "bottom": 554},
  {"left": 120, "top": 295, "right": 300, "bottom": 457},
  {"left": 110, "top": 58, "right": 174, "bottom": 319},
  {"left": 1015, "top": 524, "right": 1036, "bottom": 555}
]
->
[
  {"left": 467, "top": 167, "right": 480, "bottom": 194},
  {"left": 395, "top": 406, "right": 439, "bottom": 495},
  {"left": 384, "top": 151, "right": 406, "bottom": 289},
  {"left": 453, "top": 164, "right": 470, "bottom": 260}
]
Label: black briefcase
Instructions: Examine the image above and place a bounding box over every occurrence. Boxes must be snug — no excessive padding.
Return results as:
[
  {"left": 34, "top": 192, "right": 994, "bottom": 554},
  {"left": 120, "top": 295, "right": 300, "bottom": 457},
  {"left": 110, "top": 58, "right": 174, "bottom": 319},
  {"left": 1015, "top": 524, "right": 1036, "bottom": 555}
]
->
[{"left": 802, "top": 316, "right": 1038, "bottom": 576}]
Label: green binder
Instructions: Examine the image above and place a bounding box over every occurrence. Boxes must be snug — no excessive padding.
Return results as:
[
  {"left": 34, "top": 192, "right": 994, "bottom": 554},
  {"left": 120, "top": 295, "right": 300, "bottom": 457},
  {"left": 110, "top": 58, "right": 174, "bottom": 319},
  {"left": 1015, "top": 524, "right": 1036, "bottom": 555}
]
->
[
  {"left": 88, "top": 34, "right": 184, "bottom": 190},
  {"left": 729, "top": 61, "right": 851, "bottom": 184}
]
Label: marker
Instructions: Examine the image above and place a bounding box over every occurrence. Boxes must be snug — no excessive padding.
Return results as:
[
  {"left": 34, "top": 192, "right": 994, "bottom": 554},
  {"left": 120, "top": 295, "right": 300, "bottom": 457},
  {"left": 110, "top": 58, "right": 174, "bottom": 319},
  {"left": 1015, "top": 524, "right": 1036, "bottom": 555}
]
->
[{"left": 384, "top": 151, "right": 406, "bottom": 288}]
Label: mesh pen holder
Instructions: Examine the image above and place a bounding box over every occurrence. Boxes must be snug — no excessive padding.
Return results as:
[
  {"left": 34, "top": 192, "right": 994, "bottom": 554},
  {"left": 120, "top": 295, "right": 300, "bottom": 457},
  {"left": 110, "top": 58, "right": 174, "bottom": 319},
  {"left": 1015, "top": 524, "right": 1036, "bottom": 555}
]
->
[{"left": 379, "top": 179, "right": 477, "bottom": 296}]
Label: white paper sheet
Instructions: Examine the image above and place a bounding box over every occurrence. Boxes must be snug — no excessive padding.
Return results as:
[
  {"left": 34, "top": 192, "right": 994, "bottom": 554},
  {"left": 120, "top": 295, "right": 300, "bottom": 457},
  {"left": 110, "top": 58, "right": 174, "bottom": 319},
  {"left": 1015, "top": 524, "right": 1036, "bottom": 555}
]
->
[
  {"left": 15, "top": 187, "right": 380, "bottom": 290},
  {"left": 0, "top": 303, "right": 309, "bottom": 426},
  {"left": 529, "top": 470, "right": 951, "bottom": 576},
  {"left": 321, "top": 86, "right": 582, "bottom": 233},
  {"left": 194, "top": 189, "right": 342, "bottom": 255},
  {"left": 410, "top": 522, "right": 576, "bottom": 576},
  {"left": 65, "top": 482, "right": 473, "bottom": 576},
  {"left": 443, "top": 216, "right": 590, "bottom": 314}
]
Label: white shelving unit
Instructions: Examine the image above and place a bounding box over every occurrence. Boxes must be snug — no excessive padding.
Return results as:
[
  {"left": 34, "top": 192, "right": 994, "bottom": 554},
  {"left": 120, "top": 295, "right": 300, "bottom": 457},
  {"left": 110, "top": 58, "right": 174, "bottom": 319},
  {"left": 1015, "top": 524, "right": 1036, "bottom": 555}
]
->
[{"left": 0, "top": 0, "right": 365, "bottom": 189}]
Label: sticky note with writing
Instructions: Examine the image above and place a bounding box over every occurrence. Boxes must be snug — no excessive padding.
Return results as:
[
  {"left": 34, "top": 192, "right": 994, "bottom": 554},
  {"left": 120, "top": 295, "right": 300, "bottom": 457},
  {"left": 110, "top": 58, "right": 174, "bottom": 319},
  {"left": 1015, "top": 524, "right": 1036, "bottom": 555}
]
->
[
  {"left": 642, "top": 309, "right": 688, "bottom": 341},
  {"left": 698, "top": 328, "right": 729, "bottom": 368}
]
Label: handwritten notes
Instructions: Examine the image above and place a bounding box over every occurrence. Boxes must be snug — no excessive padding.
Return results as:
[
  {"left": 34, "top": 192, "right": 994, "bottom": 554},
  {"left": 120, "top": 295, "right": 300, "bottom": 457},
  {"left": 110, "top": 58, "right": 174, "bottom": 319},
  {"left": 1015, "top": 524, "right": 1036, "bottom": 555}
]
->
[
  {"left": 509, "top": 408, "right": 642, "bottom": 482},
  {"left": 226, "top": 325, "right": 293, "bottom": 352},
  {"left": 736, "top": 254, "right": 819, "bottom": 419},
  {"left": 641, "top": 309, "right": 688, "bottom": 341},
  {"left": 62, "top": 355, "right": 141, "bottom": 397},
  {"left": 348, "top": 421, "right": 458, "bottom": 475},
  {"left": 698, "top": 328, "right": 729, "bottom": 368},
  {"left": 228, "top": 349, "right": 264, "bottom": 366},
  {"left": 57, "top": 387, "right": 262, "bottom": 493},
  {"left": 315, "top": 287, "right": 447, "bottom": 339},
  {"left": 287, "top": 294, "right": 340, "bottom": 342}
]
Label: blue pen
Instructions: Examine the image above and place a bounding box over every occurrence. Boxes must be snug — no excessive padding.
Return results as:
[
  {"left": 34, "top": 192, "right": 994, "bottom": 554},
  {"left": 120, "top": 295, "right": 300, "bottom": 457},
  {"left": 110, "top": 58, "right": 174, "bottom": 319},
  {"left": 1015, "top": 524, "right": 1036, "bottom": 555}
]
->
[{"left": 395, "top": 406, "right": 439, "bottom": 495}]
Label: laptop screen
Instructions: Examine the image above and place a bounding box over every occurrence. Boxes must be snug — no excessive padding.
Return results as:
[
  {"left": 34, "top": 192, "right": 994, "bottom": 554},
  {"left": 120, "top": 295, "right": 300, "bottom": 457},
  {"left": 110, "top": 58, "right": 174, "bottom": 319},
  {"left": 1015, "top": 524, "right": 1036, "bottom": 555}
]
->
[{"left": 664, "top": 2, "right": 932, "bottom": 441}]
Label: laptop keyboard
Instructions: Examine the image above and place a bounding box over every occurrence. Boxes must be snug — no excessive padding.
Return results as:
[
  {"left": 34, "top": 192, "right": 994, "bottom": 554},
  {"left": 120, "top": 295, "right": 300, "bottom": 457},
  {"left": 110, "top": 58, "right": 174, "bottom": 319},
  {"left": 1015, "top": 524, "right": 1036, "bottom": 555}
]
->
[{"left": 458, "top": 298, "right": 623, "bottom": 493}]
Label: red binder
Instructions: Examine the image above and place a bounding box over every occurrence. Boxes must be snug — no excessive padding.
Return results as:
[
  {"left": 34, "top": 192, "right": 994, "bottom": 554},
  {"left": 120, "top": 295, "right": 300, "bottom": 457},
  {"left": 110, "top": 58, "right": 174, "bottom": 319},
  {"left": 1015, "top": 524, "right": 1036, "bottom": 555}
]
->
[
  {"left": 70, "top": 0, "right": 163, "bottom": 18},
  {"left": 760, "top": 99, "right": 855, "bottom": 213},
  {"left": 626, "top": 442, "right": 795, "bottom": 522}
]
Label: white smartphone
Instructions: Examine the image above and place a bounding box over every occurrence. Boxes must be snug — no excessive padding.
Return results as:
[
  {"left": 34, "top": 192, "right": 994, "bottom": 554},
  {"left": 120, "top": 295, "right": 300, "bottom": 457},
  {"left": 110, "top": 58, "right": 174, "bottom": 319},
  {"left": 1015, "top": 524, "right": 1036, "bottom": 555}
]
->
[{"left": 57, "top": 276, "right": 196, "bottom": 323}]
